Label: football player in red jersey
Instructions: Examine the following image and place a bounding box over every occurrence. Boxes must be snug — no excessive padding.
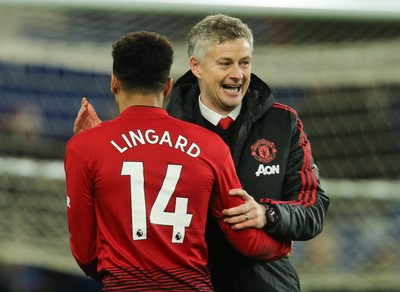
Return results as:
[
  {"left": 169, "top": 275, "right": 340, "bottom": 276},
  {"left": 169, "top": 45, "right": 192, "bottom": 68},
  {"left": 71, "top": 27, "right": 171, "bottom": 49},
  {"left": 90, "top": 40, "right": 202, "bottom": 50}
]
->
[{"left": 65, "top": 31, "right": 290, "bottom": 291}]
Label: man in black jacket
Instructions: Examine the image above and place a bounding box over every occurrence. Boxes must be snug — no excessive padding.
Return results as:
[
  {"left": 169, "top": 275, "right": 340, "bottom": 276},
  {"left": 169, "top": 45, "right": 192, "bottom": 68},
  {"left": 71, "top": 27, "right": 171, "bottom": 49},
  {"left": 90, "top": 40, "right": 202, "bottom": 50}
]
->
[
  {"left": 74, "top": 14, "right": 330, "bottom": 292},
  {"left": 165, "top": 14, "right": 330, "bottom": 292}
]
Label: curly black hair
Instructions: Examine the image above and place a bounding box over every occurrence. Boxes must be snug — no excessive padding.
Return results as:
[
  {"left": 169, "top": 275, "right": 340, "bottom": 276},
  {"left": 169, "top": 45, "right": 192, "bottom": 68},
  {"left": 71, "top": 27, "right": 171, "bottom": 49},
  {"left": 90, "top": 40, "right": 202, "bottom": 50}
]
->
[{"left": 112, "top": 31, "right": 174, "bottom": 93}]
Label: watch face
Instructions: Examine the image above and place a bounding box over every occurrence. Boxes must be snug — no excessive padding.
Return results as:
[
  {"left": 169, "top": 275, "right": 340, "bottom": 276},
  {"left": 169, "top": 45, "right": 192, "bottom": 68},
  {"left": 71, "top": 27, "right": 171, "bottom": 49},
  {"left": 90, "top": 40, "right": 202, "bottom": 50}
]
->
[{"left": 268, "top": 207, "right": 278, "bottom": 223}]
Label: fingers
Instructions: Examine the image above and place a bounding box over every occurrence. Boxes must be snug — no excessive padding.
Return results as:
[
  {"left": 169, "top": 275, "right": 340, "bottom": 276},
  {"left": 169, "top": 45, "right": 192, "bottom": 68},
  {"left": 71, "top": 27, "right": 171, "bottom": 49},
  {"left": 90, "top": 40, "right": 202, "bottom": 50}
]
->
[
  {"left": 222, "top": 189, "right": 254, "bottom": 217},
  {"left": 222, "top": 191, "right": 267, "bottom": 230},
  {"left": 224, "top": 214, "right": 256, "bottom": 231},
  {"left": 222, "top": 204, "right": 246, "bottom": 217},
  {"left": 228, "top": 188, "right": 251, "bottom": 198},
  {"left": 81, "top": 97, "right": 88, "bottom": 106},
  {"left": 77, "top": 97, "right": 89, "bottom": 118},
  {"left": 79, "top": 97, "right": 89, "bottom": 113},
  {"left": 87, "top": 102, "right": 101, "bottom": 122},
  {"left": 223, "top": 211, "right": 252, "bottom": 224},
  {"left": 73, "top": 97, "right": 89, "bottom": 134},
  {"left": 73, "top": 97, "right": 103, "bottom": 134}
]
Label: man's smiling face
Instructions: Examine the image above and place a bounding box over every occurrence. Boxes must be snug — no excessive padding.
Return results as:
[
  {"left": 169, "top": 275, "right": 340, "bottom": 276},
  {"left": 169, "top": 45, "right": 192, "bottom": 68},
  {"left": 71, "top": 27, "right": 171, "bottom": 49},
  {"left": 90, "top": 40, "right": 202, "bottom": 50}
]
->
[{"left": 192, "top": 38, "right": 252, "bottom": 115}]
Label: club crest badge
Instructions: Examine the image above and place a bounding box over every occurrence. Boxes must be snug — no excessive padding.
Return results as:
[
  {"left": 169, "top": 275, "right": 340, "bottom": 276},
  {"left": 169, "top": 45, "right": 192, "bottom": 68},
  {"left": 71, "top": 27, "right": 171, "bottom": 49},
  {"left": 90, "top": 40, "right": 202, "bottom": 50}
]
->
[{"left": 251, "top": 139, "right": 277, "bottom": 163}]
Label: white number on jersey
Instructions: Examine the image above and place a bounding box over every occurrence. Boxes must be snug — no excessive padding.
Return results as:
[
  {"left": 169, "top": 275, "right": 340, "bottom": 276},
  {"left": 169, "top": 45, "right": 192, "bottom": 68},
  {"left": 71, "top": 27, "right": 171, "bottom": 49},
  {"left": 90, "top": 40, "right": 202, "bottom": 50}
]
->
[{"left": 121, "top": 162, "right": 193, "bottom": 243}]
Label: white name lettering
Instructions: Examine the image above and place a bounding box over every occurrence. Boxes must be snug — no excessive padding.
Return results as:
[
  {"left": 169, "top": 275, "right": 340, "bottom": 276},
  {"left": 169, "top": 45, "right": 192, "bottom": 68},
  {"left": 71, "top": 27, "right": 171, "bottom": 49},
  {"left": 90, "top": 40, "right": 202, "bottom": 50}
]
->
[
  {"left": 255, "top": 164, "right": 280, "bottom": 176},
  {"left": 111, "top": 129, "right": 201, "bottom": 158}
]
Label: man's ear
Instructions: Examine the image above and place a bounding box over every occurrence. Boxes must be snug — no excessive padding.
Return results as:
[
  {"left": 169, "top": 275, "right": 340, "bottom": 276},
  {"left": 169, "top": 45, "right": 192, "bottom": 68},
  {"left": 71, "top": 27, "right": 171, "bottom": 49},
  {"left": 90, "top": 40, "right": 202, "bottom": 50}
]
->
[
  {"left": 189, "top": 56, "right": 202, "bottom": 79},
  {"left": 163, "top": 76, "right": 174, "bottom": 97},
  {"left": 111, "top": 73, "right": 119, "bottom": 94}
]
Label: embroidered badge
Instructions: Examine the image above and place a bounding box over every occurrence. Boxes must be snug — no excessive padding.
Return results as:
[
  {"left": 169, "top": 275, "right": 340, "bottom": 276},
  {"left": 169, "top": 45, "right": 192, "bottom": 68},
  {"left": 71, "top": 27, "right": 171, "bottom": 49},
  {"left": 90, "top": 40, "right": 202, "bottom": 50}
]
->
[{"left": 251, "top": 139, "right": 277, "bottom": 163}]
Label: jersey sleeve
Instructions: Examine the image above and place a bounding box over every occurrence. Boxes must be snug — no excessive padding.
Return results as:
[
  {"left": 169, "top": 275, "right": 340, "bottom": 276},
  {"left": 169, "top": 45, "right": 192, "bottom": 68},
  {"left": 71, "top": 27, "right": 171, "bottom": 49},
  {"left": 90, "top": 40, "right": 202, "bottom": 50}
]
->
[
  {"left": 210, "top": 151, "right": 291, "bottom": 261},
  {"left": 263, "top": 114, "right": 330, "bottom": 242},
  {"left": 64, "top": 143, "right": 101, "bottom": 282}
]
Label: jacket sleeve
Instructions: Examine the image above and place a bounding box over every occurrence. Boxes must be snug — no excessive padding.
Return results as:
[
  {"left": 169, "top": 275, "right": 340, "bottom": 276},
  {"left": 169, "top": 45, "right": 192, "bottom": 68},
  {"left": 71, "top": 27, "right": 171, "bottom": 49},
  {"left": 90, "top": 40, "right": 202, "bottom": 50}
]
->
[
  {"left": 65, "top": 144, "right": 103, "bottom": 282},
  {"left": 212, "top": 151, "right": 291, "bottom": 260},
  {"left": 263, "top": 114, "right": 330, "bottom": 241}
]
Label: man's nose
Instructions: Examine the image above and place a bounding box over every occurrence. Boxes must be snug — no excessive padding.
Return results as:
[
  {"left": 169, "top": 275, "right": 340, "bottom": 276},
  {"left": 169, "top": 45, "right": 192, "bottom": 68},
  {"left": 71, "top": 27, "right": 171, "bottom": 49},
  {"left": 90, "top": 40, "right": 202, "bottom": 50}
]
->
[{"left": 229, "top": 64, "right": 244, "bottom": 79}]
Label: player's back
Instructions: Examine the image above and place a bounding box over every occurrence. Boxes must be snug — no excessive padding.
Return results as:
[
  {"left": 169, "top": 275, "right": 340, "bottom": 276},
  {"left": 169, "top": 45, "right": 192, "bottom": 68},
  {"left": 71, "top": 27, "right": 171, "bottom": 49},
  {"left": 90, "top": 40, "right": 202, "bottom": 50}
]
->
[{"left": 67, "top": 106, "right": 237, "bottom": 291}]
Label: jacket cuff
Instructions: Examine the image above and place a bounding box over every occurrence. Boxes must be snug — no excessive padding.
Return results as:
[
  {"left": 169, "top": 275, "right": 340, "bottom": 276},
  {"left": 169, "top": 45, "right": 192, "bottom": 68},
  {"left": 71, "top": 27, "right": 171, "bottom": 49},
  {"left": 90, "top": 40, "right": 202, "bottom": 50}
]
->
[{"left": 262, "top": 202, "right": 281, "bottom": 233}]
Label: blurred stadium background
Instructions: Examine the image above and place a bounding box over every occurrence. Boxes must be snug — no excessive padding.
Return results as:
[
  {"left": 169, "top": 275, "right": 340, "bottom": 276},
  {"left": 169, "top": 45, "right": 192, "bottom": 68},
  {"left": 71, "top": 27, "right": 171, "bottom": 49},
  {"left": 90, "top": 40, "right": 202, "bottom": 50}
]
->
[{"left": 0, "top": 0, "right": 399, "bottom": 291}]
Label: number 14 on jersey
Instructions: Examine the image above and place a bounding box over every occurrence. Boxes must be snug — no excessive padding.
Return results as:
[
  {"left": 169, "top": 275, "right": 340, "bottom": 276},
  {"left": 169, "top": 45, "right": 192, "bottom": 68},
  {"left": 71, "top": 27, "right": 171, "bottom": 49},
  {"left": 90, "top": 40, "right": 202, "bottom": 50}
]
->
[{"left": 121, "top": 162, "right": 193, "bottom": 243}]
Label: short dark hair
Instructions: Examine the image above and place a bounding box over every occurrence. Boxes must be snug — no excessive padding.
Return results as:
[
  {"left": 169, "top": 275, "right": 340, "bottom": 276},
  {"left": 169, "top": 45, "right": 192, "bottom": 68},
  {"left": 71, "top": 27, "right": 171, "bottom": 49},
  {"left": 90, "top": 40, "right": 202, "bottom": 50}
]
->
[{"left": 112, "top": 31, "right": 174, "bottom": 93}]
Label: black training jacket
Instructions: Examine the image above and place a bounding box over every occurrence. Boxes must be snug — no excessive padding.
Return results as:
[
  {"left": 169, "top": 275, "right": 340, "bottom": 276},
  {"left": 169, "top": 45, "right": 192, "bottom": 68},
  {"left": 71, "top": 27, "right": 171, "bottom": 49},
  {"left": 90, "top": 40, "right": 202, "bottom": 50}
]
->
[{"left": 166, "top": 71, "right": 330, "bottom": 292}]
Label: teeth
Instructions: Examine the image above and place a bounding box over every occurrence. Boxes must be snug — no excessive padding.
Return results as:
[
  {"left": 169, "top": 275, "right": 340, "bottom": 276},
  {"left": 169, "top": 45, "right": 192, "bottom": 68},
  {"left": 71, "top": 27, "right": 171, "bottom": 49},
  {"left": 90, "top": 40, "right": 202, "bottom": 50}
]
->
[
  {"left": 223, "top": 85, "right": 240, "bottom": 92},
  {"left": 225, "top": 87, "right": 237, "bottom": 92}
]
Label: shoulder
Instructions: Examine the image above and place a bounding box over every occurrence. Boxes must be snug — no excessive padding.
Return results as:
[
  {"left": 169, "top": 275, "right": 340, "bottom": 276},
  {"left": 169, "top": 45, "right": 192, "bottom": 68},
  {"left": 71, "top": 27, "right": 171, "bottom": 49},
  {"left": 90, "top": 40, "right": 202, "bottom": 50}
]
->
[
  {"left": 251, "top": 102, "right": 300, "bottom": 135},
  {"left": 171, "top": 115, "right": 222, "bottom": 140},
  {"left": 169, "top": 115, "right": 230, "bottom": 154},
  {"left": 67, "top": 121, "right": 113, "bottom": 149},
  {"left": 271, "top": 102, "right": 298, "bottom": 116},
  {"left": 270, "top": 102, "right": 300, "bottom": 126}
]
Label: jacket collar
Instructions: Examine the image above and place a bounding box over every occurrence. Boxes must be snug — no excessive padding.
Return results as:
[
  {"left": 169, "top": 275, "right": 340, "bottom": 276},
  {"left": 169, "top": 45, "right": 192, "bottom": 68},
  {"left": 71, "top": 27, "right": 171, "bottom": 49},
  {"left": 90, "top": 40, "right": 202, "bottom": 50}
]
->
[
  {"left": 199, "top": 95, "right": 242, "bottom": 126},
  {"left": 167, "top": 70, "right": 275, "bottom": 122}
]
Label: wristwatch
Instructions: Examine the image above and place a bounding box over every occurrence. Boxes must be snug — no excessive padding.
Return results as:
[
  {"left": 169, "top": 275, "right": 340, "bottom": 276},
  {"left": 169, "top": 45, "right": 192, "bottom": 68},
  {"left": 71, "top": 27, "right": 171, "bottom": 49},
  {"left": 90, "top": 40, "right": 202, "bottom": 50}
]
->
[{"left": 265, "top": 204, "right": 279, "bottom": 226}]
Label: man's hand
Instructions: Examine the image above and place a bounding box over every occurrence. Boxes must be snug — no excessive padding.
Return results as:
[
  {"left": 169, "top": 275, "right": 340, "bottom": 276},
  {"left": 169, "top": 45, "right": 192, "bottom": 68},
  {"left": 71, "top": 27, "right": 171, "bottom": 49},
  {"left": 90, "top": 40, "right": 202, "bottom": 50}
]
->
[
  {"left": 222, "top": 189, "right": 267, "bottom": 230},
  {"left": 73, "top": 97, "right": 102, "bottom": 134}
]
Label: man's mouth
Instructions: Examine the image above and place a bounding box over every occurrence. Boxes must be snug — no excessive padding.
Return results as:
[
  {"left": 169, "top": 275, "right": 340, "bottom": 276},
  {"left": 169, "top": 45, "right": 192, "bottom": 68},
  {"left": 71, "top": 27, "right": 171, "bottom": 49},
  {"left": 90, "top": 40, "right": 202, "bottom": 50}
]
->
[{"left": 222, "top": 84, "right": 241, "bottom": 93}]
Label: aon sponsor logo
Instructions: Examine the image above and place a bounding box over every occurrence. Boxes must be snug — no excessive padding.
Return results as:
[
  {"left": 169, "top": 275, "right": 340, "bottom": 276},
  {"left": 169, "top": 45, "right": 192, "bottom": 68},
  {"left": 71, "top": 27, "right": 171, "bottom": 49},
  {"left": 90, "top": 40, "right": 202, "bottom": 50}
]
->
[{"left": 255, "top": 164, "right": 280, "bottom": 177}]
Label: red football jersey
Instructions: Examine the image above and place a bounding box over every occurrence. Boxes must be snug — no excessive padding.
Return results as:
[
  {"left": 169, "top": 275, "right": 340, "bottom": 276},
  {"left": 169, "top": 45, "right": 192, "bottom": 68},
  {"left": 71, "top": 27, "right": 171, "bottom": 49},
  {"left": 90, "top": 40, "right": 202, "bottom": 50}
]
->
[{"left": 65, "top": 106, "right": 289, "bottom": 291}]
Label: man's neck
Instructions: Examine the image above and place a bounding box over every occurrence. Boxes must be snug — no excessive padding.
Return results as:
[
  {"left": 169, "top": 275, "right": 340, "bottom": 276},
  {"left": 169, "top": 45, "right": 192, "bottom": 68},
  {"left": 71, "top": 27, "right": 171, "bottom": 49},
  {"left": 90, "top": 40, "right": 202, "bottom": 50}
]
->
[{"left": 118, "top": 92, "right": 163, "bottom": 113}]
